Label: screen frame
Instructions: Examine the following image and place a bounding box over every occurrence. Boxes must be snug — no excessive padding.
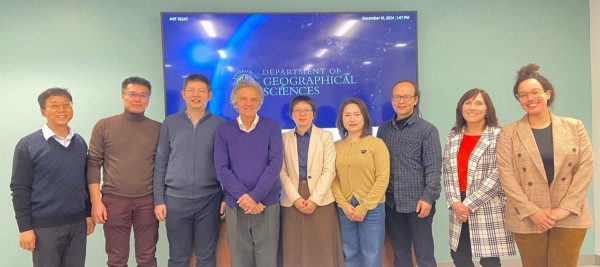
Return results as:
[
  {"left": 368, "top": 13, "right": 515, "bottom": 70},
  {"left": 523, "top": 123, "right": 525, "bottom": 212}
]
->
[{"left": 160, "top": 11, "right": 419, "bottom": 129}]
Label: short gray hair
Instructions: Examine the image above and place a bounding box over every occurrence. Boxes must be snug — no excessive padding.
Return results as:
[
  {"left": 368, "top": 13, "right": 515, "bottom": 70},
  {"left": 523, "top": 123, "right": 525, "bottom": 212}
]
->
[{"left": 230, "top": 79, "right": 264, "bottom": 106}]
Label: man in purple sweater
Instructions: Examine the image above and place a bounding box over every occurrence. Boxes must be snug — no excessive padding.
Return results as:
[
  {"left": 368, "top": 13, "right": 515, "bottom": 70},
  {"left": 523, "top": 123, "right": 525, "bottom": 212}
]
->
[{"left": 214, "top": 79, "right": 283, "bottom": 267}]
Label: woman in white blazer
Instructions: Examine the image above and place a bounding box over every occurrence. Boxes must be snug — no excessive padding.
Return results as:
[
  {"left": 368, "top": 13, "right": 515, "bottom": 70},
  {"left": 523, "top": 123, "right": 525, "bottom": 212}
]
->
[
  {"left": 279, "top": 95, "right": 344, "bottom": 267},
  {"left": 443, "top": 89, "right": 515, "bottom": 267}
]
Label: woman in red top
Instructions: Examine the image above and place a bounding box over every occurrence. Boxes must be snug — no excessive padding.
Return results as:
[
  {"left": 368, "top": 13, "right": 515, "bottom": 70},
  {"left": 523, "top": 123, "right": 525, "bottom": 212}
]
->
[{"left": 442, "top": 89, "right": 515, "bottom": 266}]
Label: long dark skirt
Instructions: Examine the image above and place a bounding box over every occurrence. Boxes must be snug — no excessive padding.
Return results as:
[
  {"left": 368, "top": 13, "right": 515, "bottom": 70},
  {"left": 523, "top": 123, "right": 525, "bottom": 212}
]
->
[{"left": 281, "top": 182, "right": 345, "bottom": 267}]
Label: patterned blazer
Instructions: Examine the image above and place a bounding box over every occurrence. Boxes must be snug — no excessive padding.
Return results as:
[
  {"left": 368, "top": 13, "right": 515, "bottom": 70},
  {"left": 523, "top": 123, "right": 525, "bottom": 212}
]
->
[
  {"left": 443, "top": 126, "right": 515, "bottom": 257},
  {"left": 279, "top": 125, "right": 336, "bottom": 207},
  {"left": 496, "top": 114, "right": 594, "bottom": 234}
]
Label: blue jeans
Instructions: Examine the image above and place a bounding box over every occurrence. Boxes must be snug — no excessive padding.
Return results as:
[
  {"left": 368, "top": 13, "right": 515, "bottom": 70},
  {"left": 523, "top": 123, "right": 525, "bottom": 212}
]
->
[
  {"left": 337, "top": 197, "right": 385, "bottom": 267},
  {"left": 385, "top": 204, "right": 437, "bottom": 267}
]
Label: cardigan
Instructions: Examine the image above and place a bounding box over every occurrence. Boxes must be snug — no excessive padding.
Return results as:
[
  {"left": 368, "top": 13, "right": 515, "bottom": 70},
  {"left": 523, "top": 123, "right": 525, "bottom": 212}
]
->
[
  {"left": 153, "top": 111, "right": 225, "bottom": 205},
  {"left": 331, "top": 135, "right": 390, "bottom": 216}
]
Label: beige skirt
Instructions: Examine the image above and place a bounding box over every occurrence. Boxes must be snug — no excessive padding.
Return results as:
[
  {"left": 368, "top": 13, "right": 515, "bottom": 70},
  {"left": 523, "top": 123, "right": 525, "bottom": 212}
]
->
[{"left": 281, "top": 181, "right": 344, "bottom": 267}]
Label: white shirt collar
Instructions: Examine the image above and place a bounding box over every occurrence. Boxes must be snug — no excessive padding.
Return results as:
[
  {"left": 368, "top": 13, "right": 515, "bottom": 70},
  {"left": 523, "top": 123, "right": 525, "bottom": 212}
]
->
[
  {"left": 236, "top": 115, "right": 260, "bottom": 133},
  {"left": 42, "top": 124, "right": 74, "bottom": 147}
]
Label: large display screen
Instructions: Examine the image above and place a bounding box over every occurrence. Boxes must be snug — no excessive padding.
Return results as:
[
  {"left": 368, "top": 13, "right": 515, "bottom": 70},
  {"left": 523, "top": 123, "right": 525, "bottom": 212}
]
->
[{"left": 161, "top": 12, "right": 417, "bottom": 128}]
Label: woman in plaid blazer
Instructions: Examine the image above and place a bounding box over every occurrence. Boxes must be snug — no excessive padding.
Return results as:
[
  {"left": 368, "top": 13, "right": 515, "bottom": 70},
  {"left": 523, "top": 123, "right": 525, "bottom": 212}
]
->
[
  {"left": 443, "top": 89, "right": 515, "bottom": 267},
  {"left": 496, "top": 64, "right": 594, "bottom": 267}
]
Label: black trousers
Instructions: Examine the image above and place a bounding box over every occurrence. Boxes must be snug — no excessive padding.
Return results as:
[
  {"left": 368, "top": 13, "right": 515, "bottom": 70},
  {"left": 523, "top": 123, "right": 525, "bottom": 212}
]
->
[
  {"left": 450, "top": 192, "right": 500, "bottom": 267},
  {"left": 385, "top": 205, "right": 437, "bottom": 267}
]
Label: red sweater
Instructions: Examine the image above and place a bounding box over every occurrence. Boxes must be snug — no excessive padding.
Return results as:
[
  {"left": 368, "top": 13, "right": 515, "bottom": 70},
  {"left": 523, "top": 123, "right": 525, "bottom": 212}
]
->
[{"left": 457, "top": 135, "right": 481, "bottom": 192}]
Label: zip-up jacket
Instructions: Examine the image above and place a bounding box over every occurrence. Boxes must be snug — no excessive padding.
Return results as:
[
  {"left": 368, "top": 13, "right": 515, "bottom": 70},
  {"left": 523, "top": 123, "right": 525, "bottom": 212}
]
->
[{"left": 153, "top": 111, "right": 225, "bottom": 205}]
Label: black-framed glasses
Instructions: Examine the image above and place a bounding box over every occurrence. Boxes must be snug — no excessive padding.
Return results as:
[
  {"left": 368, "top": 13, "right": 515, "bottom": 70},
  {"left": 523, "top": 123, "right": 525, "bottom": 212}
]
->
[{"left": 391, "top": 95, "right": 415, "bottom": 102}]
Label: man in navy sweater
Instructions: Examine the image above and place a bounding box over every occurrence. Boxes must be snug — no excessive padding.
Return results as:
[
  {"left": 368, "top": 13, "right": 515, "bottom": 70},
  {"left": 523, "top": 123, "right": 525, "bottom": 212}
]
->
[
  {"left": 10, "top": 88, "right": 94, "bottom": 267},
  {"left": 153, "top": 74, "right": 225, "bottom": 267},
  {"left": 214, "top": 79, "right": 283, "bottom": 267}
]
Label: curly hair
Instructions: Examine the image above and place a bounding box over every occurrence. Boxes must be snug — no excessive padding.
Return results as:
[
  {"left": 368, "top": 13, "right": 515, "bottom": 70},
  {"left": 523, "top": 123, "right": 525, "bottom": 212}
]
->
[{"left": 513, "top": 63, "right": 555, "bottom": 106}]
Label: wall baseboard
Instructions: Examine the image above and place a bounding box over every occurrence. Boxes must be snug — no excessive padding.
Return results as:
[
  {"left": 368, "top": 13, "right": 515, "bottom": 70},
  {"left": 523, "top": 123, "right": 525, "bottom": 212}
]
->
[
  {"left": 593, "top": 254, "right": 600, "bottom": 265},
  {"left": 437, "top": 254, "right": 599, "bottom": 267}
]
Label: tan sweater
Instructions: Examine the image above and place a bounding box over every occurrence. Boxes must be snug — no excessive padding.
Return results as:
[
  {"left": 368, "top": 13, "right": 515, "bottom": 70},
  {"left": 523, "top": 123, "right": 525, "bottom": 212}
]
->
[
  {"left": 87, "top": 111, "right": 161, "bottom": 197},
  {"left": 332, "top": 135, "right": 390, "bottom": 215}
]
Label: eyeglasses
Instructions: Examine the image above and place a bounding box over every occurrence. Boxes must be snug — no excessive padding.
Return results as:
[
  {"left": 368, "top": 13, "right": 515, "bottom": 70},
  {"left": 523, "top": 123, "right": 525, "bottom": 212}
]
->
[
  {"left": 124, "top": 92, "right": 149, "bottom": 99},
  {"left": 46, "top": 102, "right": 73, "bottom": 110},
  {"left": 516, "top": 89, "right": 544, "bottom": 100},
  {"left": 391, "top": 95, "right": 415, "bottom": 102},
  {"left": 292, "top": 109, "right": 313, "bottom": 115}
]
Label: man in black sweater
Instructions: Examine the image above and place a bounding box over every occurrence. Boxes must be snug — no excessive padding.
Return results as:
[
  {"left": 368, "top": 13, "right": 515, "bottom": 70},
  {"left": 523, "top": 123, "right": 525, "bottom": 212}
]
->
[{"left": 10, "top": 88, "right": 95, "bottom": 267}]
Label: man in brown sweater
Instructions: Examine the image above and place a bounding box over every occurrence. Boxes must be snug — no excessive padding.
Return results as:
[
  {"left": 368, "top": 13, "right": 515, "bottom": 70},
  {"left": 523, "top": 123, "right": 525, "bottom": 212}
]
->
[{"left": 87, "top": 77, "right": 161, "bottom": 267}]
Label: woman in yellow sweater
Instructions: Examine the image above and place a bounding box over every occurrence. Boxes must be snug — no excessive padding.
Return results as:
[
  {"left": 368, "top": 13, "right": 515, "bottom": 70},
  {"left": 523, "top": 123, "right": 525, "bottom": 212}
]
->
[{"left": 332, "top": 98, "right": 390, "bottom": 267}]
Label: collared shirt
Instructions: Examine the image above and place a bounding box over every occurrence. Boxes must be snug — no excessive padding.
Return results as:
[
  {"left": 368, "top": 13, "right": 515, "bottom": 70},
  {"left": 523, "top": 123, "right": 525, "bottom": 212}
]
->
[
  {"left": 295, "top": 125, "right": 312, "bottom": 179},
  {"left": 42, "top": 124, "right": 74, "bottom": 147},
  {"left": 376, "top": 110, "right": 442, "bottom": 213},
  {"left": 236, "top": 115, "right": 260, "bottom": 133}
]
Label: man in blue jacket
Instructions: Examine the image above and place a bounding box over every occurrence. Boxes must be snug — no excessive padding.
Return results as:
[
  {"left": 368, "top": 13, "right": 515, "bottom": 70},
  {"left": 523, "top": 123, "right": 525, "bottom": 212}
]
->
[{"left": 153, "top": 74, "right": 225, "bottom": 267}]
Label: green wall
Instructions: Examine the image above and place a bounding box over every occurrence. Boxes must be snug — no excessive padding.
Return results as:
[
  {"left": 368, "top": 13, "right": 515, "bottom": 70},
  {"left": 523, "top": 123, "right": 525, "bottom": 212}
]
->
[{"left": 0, "top": 1, "right": 592, "bottom": 265}]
